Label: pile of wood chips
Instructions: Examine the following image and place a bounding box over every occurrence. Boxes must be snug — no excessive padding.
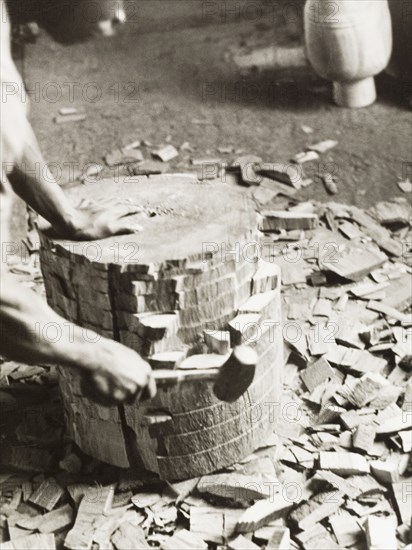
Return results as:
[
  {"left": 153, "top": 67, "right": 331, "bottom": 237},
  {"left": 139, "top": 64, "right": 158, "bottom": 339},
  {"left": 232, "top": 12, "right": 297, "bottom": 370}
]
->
[{"left": 0, "top": 150, "right": 411, "bottom": 549}]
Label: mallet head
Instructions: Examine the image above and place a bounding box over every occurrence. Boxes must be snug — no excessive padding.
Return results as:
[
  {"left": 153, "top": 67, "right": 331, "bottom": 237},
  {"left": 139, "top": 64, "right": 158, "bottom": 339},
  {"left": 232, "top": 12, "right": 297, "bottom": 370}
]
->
[{"left": 213, "top": 345, "right": 257, "bottom": 402}]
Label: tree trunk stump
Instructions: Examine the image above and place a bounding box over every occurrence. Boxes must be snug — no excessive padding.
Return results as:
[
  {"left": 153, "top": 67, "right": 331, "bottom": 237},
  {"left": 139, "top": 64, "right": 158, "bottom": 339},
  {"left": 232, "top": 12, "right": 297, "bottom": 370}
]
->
[{"left": 38, "top": 175, "right": 283, "bottom": 480}]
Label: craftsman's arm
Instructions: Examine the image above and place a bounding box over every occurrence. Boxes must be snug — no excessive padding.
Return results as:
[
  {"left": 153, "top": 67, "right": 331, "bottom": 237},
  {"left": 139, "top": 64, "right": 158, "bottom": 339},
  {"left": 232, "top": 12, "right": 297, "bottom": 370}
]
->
[
  {"left": 7, "top": 125, "right": 142, "bottom": 241},
  {"left": 0, "top": 268, "right": 156, "bottom": 404}
]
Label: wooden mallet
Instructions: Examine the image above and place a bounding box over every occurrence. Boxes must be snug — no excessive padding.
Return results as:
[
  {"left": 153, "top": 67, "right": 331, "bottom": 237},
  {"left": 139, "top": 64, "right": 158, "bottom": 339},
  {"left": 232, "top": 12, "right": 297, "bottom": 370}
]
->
[
  {"left": 152, "top": 345, "right": 258, "bottom": 402},
  {"left": 117, "top": 346, "right": 257, "bottom": 469}
]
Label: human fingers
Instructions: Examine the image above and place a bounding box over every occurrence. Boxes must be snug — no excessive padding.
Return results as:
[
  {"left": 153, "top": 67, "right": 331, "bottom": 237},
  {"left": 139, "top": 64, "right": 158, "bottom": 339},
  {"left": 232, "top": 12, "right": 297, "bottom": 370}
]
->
[{"left": 108, "top": 219, "right": 144, "bottom": 235}]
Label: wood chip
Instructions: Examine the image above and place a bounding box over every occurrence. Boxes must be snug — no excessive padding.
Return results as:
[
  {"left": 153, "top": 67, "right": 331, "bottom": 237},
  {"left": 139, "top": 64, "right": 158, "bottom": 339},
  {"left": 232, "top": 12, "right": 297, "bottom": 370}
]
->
[
  {"left": 308, "top": 140, "right": 338, "bottom": 154},
  {"left": 300, "top": 357, "right": 337, "bottom": 392},
  {"left": 338, "top": 221, "right": 364, "bottom": 240},
  {"left": 258, "top": 162, "right": 302, "bottom": 189},
  {"left": 266, "top": 526, "right": 290, "bottom": 550},
  {"left": 392, "top": 479, "right": 412, "bottom": 524},
  {"left": 152, "top": 145, "right": 179, "bottom": 162},
  {"left": 367, "top": 300, "right": 412, "bottom": 324},
  {"left": 236, "top": 494, "right": 297, "bottom": 533},
  {"left": 8, "top": 488, "right": 21, "bottom": 510},
  {"left": 294, "top": 523, "right": 340, "bottom": 549},
  {"left": 320, "top": 241, "right": 386, "bottom": 282},
  {"left": 65, "top": 484, "right": 115, "bottom": 550},
  {"left": 190, "top": 506, "right": 225, "bottom": 544},
  {"left": 128, "top": 159, "right": 169, "bottom": 175},
  {"left": 293, "top": 150, "right": 319, "bottom": 164},
  {"left": 252, "top": 260, "right": 280, "bottom": 294},
  {"left": 329, "top": 510, "right": 362, "bottom": 547},
  {"left": 259, "top": 211, "right": 319, "bottom": 231},
  {"left": 397, "top": 179, "right": 412, "bottom": 193},
  {"left": 375, "top": 411, "right": 409, "bottom": 434},
  {"left": 105, "top": 148, "right": 143, "bottom": 167},
  {"left": 190, "top": 503, "right": 243, "bottom": 544},
  {"left": 16, "top": 503, "right": 74, "bottom": 533},
  {"left": 311, "top": 470, "right": 360, "bottom": 499},
  {"left": 252, "top": 186, "right": 278, "bottom": 205},
  {"left": 230, "top": 155, "right": 262, "bottom": 186},
  {"left": 259, "top": 177, "right": 298, "bottom": 198},
  {"left": 81, "top": 164, "right": 103, "bottom": 181},
  {"left": 370, "top": 459, "right": 400, "bottom": 483},
  {"left": 122, "top": 140, "right": 141, "bottom": 150},
  {"left": 352, "top": 424, "right": 376, "bottom": 453},
  {"left": 58, "top": 107, "right": 79, "bottom": 116},
  {"left": 28, "top": 478, "right": 64, "bottom": 512},
  {"left": 131, "top": 492, "right": 162, "bottom": 508},
  {"left": 111, "top": 522, "right": 149, "bottom": 549},
  {"left": 227, "top": 535, "right": 260, "bottom": 550},
  {"left": 369, "top": 199, "right": 411, "bottom": 226},
  {"left": 399, "top": 430, "right": 412, "bottom": 452},
  {"left": 197, "top": 473, "right": 271, "bottom": 501},
  {"left": 365, "top": 514, "right": 397, "bottom": 550},
  {"left": 321, "top": 172, "right": 338, "bottom": 195},
  {"left": 54, "top": 113, "right": 86, "bottom": 124},
  {"left": 319, "top": 451, "right": 370, "bottom": 475},
  {"left": 161, "top": 529, "right": 207, "bottom": 550},
  {"left": 289, "top": 491, "right": 344, "bottom": 531},
  {"left": 0, "top": 534, "right": 55, "bottom": 549},
  {"left": 346, "top": 373, "right": 388, "bottom": 408}
]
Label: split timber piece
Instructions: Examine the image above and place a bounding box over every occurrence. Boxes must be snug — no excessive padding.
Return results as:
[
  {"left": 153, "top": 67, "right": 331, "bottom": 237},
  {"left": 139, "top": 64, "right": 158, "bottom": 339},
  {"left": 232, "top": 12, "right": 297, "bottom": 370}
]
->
[
  {"left": 58, "top": 367, "right": 129, "bottom": 468},
  {"left": 38, "top": 176, "right": 282, "bottom": 479},
  {"left": 252, "top": 260, "right": 281, "bottom": 295},
  {"left": 259, "top": 210, "right": 319, "bottom": 231},
  {"left": 238, "top": 290, "right": 281, "bottom": 319}
]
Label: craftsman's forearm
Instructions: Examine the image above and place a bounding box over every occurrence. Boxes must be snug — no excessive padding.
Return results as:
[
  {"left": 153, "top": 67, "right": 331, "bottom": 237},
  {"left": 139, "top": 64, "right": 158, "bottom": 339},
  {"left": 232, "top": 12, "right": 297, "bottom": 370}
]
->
[
  {"left": 0, "top": 274, "right": 102, "bottom": 371},
  {"left": 7, "top": 126, "right": 78, "bottom": 235}
]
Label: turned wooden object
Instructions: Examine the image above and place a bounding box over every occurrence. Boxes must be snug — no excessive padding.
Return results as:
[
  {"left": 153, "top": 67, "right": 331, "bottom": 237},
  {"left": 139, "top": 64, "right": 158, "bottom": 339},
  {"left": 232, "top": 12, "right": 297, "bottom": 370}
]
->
[
  {"left": 304, "top": 0, "right": 393, "bottom": 108},
  {"left": 38, "top": 175, "right": 283, "bottom": 480}
]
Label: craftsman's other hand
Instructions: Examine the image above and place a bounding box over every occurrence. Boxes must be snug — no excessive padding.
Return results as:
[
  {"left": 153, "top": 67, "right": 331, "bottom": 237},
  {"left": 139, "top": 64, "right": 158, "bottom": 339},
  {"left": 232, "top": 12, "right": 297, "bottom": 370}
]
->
[
  {"left": 70, "top": 198, "right": 144, "bottom": 240},
  {"left": 80, "top": 340, "right": 156, "bottom": 406},
  {"left": 51, "top": 197, "right": 144, "bottom": 241}
]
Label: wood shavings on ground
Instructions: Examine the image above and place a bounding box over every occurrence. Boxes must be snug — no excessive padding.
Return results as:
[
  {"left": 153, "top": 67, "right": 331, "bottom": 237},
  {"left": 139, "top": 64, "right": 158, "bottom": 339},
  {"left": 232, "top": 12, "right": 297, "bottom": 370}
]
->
[{"left": 1, "top": 167, "right": 411, "bottom": 550}]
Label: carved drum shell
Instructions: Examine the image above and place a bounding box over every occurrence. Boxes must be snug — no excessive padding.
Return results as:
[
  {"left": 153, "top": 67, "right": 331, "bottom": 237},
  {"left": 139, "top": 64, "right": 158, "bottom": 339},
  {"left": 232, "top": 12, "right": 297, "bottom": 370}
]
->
[{"left": 39, "top": 176, "right": 283, "bottom": 480}]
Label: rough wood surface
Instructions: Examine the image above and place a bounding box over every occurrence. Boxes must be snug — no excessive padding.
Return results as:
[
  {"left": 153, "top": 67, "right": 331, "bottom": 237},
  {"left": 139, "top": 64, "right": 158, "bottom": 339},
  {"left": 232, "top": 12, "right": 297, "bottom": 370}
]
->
[{"left": 39, "top": 176, "right": 257, "bottom": 266}]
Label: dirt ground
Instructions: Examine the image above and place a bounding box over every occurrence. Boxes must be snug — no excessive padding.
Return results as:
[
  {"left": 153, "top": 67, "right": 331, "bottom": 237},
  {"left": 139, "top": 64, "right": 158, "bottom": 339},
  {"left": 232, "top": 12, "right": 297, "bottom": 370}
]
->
[{"left": 24, "top": 0, "right": 411, "bottom": 208}]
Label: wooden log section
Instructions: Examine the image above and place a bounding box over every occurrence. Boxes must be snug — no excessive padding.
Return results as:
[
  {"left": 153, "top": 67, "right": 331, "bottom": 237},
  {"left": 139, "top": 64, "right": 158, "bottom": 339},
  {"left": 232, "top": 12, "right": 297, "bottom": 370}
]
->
[{"left": 38, "top": 176, "right": 283, "bottom": 480}]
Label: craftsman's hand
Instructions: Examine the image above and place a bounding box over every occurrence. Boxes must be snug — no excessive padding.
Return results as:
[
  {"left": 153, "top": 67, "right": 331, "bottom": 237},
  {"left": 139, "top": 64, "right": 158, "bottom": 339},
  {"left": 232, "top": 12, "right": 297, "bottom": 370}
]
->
[
  {"left": 80, "top": 340, "right": 157, "bottom": 406},
  {"left": 50, "top": 198, "right": 144, "bottom": 241}
]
